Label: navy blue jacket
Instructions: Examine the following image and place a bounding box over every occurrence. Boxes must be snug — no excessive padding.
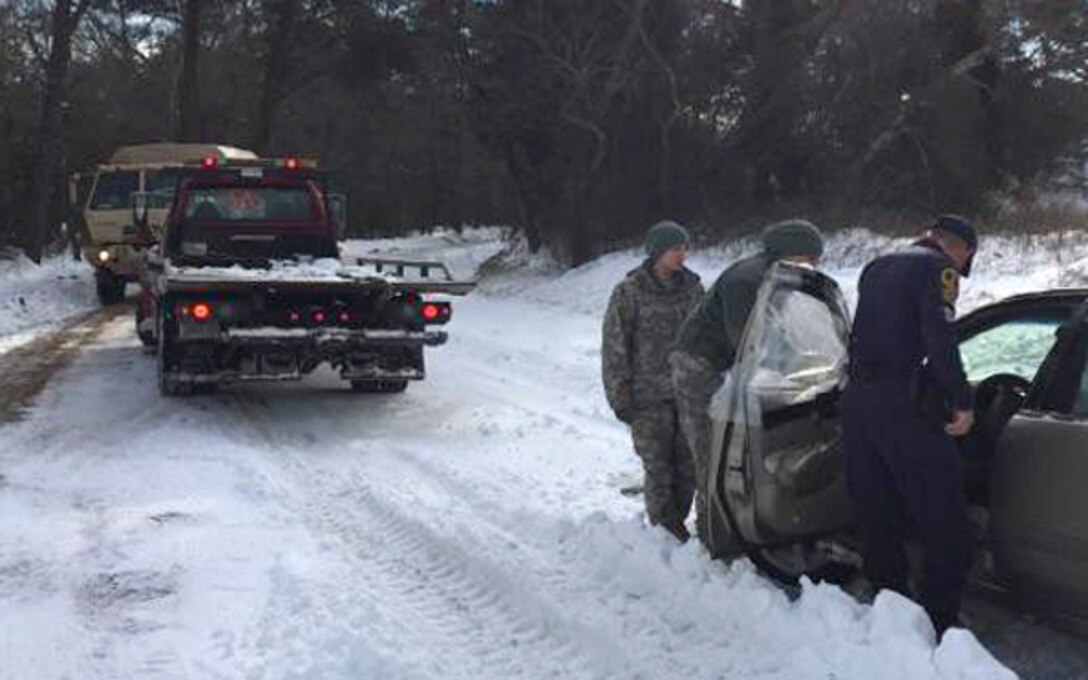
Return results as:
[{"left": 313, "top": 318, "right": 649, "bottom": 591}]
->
[{"left": 849, "top": 239, "right": 972, "bottom": 411}]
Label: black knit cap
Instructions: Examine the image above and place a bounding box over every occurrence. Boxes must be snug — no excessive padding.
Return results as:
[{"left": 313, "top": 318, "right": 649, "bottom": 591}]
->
[
  {"left": 933, "top": 214, "right": 978, "bottom": 251},
  {"left": 644, "top": 220, "right": 691, "bottom": 261},
  {"left": 932, "top": 214, "right": 978, "bottom": 277},
  {"left": 761, "top": 219, "right": 824, "bottom": 258}
]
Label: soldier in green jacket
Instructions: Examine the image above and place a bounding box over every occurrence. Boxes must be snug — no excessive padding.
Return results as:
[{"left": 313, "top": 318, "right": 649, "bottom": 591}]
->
[
  {"left": 670, "top": 219, "right": 825, "bottom": 548},
  {"left": 602, "top": 221, "right": 705, "bottom": 541}
]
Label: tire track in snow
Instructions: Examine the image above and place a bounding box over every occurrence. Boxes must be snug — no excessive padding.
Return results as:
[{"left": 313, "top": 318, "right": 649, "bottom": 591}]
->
[
  {"left": 223, "top": 397, "right": 628, "bottom": 680},
  {"left": 0, "top": 304, "right": 127, "bottom": 424}
]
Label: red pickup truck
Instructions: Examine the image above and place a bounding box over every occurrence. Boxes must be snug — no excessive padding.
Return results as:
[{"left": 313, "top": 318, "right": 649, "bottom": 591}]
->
[{"left": 136, "top": 157, "right": 474, "bottom": 396}]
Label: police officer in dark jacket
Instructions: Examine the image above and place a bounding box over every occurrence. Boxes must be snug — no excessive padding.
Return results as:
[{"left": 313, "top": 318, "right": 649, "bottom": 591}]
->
[{"left": 842, "top": 215, "right": 978, "bottom": 639}]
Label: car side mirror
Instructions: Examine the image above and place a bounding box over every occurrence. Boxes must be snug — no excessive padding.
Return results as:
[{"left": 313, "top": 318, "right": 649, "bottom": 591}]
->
[{"left": 131, "top": 192, "right": 152, "bottom": 241}]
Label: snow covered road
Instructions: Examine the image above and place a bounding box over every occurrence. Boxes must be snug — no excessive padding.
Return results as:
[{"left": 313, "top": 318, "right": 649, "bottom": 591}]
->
[{"left": 2, "top": 229, "right": 1088, "bottom": 679}]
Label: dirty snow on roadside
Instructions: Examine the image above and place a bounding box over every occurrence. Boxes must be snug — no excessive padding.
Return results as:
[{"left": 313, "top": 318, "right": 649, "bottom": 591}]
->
[{"left": 0, "top": 226, "right": 1083, "bottom": 680}]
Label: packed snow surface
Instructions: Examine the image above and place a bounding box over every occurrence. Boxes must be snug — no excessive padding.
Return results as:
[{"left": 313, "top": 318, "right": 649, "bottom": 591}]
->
[{"left": 1, "top": 225, "right": 1086, "bottom": 679}]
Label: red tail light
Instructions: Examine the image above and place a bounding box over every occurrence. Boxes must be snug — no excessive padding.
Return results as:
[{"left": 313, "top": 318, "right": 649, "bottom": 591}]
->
[
  {"left": 191, "top": 302, "right": 213, "bottom": 321},
  {"left": 201, "top": 154, "right": 219, "bottom": 169},
  {"left": 284, "top": 156, "right": 301, "bottom": 170},
  {"left": 338, "top": 311, "right": 351, "bottom": 323},
  {"left": 419, "top": 302, "right": 451, "bottom": 324},
  {"left": 311, "top": 309, "right": 327, "bottom": 324},
  {"left": 179, "top": 301, "right": 214, "bottom": 321},
  {"left": 288, "top": 310, "right": 301, "bottom": 323}
]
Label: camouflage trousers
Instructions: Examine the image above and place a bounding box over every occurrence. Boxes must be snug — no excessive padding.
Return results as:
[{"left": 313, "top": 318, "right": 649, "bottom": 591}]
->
[
  {"left": 669, "top": 350, "right": 725, "bottom": 544},
  {"left": 629, "top": 401, "right": 695, "bottom": 536}
]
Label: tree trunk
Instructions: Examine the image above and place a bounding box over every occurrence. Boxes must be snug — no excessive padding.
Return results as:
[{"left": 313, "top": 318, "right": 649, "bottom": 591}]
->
[
  {"left": 176, "top": 0, "right": 203, "bottom": 142},
  {"left": 253, "top": 0, "right": 299, "bottom": 153},
  {"left": 22, "top": 0, "right": 88, "bottom": 263}
]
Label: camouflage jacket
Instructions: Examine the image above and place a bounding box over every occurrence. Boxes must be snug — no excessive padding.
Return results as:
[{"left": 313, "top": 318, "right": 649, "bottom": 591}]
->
[{"left": 602, "top": 261, "right": 704, "bottom": 419}]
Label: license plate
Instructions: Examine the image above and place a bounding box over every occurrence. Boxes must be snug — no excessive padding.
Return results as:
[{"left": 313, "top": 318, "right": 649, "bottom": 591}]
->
[{"left": 241, "top": 167, "right": 263, "bottom": 178}]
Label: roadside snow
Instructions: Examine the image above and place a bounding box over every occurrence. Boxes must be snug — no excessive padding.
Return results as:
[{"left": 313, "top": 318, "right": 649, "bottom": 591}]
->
[
  {"left": 482, "top": 228, "right": 1088, "bottom": 319},
  {"left": 0, "top": 253, "right": 95, "bottom": 351}
]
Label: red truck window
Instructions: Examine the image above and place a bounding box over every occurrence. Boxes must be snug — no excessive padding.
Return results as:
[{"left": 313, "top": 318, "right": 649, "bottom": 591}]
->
[{"left": 184, "top": 187, "right": 316, "bottom": 222}]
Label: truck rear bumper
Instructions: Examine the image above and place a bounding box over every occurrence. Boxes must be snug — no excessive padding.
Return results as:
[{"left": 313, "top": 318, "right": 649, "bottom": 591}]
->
[
  {"left": 163, "top": 326, "right": 439, "bottom": 385},
  {"left": 201, "top": 326, "right": 448, "bottom": 347}
]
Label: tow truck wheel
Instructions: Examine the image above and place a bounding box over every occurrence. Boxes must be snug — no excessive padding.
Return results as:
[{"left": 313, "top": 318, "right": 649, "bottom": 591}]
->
[
  {"left": 157, "top": 317, "right": 191, "bottom": 397},
  {"left": 135, "top": 302, "right": 154, "bottom": 347},
  {"left": 94, "top": 268, "right": 126, "bottom": 305},
  {"left": 350, "top": 379, "right": 408, "bottom": 394}
]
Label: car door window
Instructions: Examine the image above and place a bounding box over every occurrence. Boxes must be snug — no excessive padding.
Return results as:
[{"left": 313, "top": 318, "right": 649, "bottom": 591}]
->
[
  {"left": 750, "top": 287, "right": 849, "bottom": 409},
  {"left": 959, "top": 317, "right": 1064, "bottom": 384}
]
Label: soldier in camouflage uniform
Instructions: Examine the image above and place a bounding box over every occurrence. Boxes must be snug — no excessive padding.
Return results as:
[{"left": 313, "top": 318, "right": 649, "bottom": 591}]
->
[
  {"left": 670, "top": 219, "right": 825, "bottom": 550},
  {"left": 602, "top": 221, "right": 704, "bottom": 541}
]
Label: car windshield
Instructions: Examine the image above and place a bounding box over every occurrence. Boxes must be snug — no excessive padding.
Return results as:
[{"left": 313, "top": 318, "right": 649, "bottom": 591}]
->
[
  {"left": 959, "top": 317, "right": 1065, "bottom": 384},
  {"left": 89, "top": 171, "right": 138, "bottom": 210}
]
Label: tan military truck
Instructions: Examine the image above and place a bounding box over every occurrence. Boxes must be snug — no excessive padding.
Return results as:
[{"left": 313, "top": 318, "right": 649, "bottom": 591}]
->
[{"left": 71, "top": 143, "right": 258, "bottom": 304}]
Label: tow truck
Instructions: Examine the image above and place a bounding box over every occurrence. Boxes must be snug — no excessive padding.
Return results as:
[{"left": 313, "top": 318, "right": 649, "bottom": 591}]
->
[{"left": 136, "top": 155, "right": 475, "bottom": 396}]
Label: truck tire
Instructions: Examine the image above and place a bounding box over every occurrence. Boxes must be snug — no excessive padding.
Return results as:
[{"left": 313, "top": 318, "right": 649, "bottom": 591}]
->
[
  {"left": 157, "top": 316, "right": 191, "bottom": 397},
  {"left": 135, "top": 302, "right": 155, "bottom": 348},
  {"left": 351, "top": 379, "right": 408, "bottom": 394},
  {"left": 95, "top": 268, "right": 126, "bottom": 305}
]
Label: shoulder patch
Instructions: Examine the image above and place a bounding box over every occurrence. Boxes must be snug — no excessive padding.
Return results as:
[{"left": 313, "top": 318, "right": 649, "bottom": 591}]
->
[{"left": 940, "top": 267, "right": 959, "bottom": 305}]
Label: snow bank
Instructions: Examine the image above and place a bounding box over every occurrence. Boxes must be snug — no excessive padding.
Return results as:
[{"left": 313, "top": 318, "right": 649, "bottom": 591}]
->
[
  {"left": 555, "top": 516, "right": 1014, "bottom": 680},
  {"left": 0, "top": 252, "right": 96, "bottom": 352},
  {"left": 478, "top": 228, "right": 1088, "bottom": 318}
]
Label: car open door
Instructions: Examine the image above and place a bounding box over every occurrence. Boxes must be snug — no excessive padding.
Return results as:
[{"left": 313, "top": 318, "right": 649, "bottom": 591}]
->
[
  {"left": 707, "top": 262, "right": 854, "bottom": 562},
  {"left": 986, "top": 300, "right": 1088, "bottom": 617}
]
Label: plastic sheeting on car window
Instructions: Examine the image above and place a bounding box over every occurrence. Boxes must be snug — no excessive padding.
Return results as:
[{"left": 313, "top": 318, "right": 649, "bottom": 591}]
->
[
  {"left": 747, "top": 288, "right": 848, "bottom": 408},
  {"left": 709, "top": 264, "right": 850, "bottom": 424}
]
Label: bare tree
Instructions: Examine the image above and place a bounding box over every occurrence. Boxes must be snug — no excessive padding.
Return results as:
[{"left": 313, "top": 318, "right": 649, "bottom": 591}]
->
[
  {"left": 22, "top": 0, "right": 91, "bottom": 263},
  {"left": 176, "top": 0, "right": 202, "bottom": 141}
]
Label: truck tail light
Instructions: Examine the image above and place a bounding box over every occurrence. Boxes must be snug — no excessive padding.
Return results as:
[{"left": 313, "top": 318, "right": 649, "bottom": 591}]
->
[
  {"left": 284, "top": 156, "right": 301, "bottom": 170},
  {"left": 420, "top": 302, "right": 451, "bottom": 324},
  {"left": 311, "top": 309, "right": 327, "bottom": 324},
  {"left": 201, "top": 154, "right": 219, "bottom": 169},
  {"left": 179, "top": 301, "right": 215, "bottom": 321}
]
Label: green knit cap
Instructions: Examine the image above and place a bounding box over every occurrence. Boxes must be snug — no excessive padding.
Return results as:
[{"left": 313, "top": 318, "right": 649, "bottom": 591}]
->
[
  {"left": 644, "top": 220, "right": 691, "bottom": 260},
  {"left": 761, "top": 219, "right": 824, "bottom": 258}
]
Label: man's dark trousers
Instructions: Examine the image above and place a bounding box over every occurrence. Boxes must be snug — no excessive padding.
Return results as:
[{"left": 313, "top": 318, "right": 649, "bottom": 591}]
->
[{"left": 842, "top": 379, "right": 972, "bottom": 627}]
